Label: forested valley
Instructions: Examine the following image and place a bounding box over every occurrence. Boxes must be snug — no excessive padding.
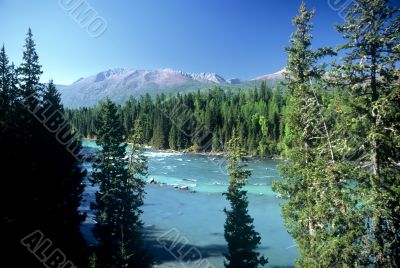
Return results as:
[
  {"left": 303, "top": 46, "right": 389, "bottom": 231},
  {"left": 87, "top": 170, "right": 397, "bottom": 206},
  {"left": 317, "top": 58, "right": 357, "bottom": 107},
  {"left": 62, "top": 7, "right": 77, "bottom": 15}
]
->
[
  {"left": 1, "top": 0, "right": 399, "bottom": 267},
  {"left": 65, "top": 82, "right": 287, "bottom": 158}
]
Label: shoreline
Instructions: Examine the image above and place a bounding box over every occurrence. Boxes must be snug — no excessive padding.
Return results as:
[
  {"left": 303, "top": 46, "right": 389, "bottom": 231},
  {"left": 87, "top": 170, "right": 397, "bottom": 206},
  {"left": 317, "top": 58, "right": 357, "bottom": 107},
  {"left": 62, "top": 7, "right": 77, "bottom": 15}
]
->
[{"left": 82, "top": 137, "right": 285, "bottom": 160}]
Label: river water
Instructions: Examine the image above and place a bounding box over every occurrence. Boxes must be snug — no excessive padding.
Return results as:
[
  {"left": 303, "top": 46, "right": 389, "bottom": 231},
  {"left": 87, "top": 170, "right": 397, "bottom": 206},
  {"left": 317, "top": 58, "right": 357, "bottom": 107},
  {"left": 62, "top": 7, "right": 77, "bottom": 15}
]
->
[{"left": 79, "top": 140, "right": 297, "bottom": 267}]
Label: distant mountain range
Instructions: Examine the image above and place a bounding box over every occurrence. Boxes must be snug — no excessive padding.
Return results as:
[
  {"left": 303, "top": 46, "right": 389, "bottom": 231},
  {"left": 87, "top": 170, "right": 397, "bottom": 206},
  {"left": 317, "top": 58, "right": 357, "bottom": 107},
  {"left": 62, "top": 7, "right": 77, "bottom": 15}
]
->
[{"left": 57, "top": 68, "right": 285, "bottom": 108}]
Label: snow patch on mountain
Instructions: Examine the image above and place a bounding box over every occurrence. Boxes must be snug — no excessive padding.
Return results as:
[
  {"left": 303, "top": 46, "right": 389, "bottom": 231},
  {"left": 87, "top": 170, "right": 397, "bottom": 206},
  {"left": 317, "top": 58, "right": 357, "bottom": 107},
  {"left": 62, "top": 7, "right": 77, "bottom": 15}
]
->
[
  {"left": 58, "top": 67, "right": 285, "bottom": 108},
  {"left": 252, "top": 68, "right": 286, "bottom": 81}
]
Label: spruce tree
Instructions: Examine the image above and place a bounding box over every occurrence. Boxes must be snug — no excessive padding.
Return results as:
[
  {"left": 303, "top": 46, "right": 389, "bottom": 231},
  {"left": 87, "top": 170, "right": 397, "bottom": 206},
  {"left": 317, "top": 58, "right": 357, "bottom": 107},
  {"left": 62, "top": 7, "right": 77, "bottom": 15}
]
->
[
  {"left": 18, "top": 28, "right": 43, "bottom": 106},
  {"left": 91, "top": 98, "right": 151, "bottom": 267},
  {"left": 212, "top": 131, "right": 221, "bottom": 152},
  {"left": 334, "top": 0, "right": 400, "bottom": 265},
  {"left": 151, "top": 113, "right": 167, "bottom": 149},
  {"left": 130, "top": 118, "right": 145, "bottom": 145},
  {"left": 2, "top": 30, "right": 86, "bottom": 267},
  {"left": 43, "top": 79, "right": 63, "bottom": 116},
  {"left": 39, "top": 78, "right": 87, "bottom": 267},
  {"left": 223, "top": 130, "right": 267, "bottom": 268},
  {"left": 168, "top": 124, "right": 178, "bottom": 150},
  {"left": 0, "top": 45, "right": 13, "bottom": 119},
  {"left": 273, "top": 3, "right": 365, "bottom": 266}
]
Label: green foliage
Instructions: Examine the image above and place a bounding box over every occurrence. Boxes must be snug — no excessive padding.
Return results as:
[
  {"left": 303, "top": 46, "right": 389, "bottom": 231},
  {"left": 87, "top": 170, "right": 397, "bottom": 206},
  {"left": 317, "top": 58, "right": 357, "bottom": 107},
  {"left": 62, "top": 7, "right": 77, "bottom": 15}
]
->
[
  {"left": 91, "top": 98, "right": 151, "bottom": 267},
  {"left": 129, "top": 118, "right": 145, "bottom": 145},
  {"left": 151, "top": 113, "right": 167, "bottom": 149},
  {"left": 274, "top": 2, "right": 365, "bottom": 266},
  {"left": 168, "top": 124, "right": 178, "bottom": 150},
  {"left": 43, "top": 79, "right": 63, "bottom": 117},
  {"left": 18, "top": 28, "right": 43, "bottom": 105},
  {"left": 284, "top": 3, "right": 335, "bottom": 89},
  {"left": 1, "top": 3, "right": 397, "bottom": 268},
  {"left": 89, "top": 252, "right": 98, "bottom": 268},
  {"left": 223, "top": 130, "right": 268, "bottom": 268},
  {"left": 333, "top": 0, "right": 400, "bottom": 265},
  {"left": 275, "top": 1, "right": 400, "bottom": 267},
  {"left": 0, "top": 45, "right": 17, "bottom": 119},
  {"left": 66, "top": 86, "right": 286, "bottom": 157}
]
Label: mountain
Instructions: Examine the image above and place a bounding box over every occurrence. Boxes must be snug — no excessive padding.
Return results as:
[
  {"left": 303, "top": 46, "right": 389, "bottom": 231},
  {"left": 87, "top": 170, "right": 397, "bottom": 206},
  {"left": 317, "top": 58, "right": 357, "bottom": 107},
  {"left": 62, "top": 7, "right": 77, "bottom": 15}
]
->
[
  {"left": 252, "top": 68, "right": 286, "bottom": 81},
  {"left": 57, "top": 68, "right": 283, "bottom": 108}
]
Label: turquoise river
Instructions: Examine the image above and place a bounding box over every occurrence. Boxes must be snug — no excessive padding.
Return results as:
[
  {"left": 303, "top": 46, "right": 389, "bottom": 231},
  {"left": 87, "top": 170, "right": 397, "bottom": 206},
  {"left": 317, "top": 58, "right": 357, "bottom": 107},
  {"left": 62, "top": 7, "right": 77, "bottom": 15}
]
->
[{"left": 79, "top": 140, "right": 297, "bottom": 267}]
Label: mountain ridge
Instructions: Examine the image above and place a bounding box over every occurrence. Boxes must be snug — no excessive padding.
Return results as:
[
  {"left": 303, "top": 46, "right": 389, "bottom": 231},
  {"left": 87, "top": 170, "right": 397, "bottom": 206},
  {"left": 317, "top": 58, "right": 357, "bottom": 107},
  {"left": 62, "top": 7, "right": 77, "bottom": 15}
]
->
[{"left": 57, "top": 67, "right": 284, "bottom": 108}]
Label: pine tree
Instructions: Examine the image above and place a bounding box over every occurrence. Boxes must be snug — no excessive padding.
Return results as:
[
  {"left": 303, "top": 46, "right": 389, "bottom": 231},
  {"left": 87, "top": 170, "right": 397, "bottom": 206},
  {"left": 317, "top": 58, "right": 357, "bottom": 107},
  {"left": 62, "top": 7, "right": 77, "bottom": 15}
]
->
[
  {"left": 273, "top": 3, "right": 366, "bottom": 266},
  {"left": 2, "top": 30, "right": 87, "bottom": 267},
  {"left": 18, "top": 28, "right": 43, "bottom": 106},
  {"left": 0, "top": 48, "right": 18, "bottom": 125},
  {"left": 168, "top": 124, "right": 178, "bottom": 150},
  {"left": 91, "top": 98, "right": 151, "bottom": 267},
  {"left": 212, "top": 131, "right": 221, "bottom": 152},
  {"left": 39, "top": 78, "right": 87, "bottom": 267},
  {"left": 151, "top": 113, "right": 167, "bottom": 149},
  {"left": 259, "top": 81, "right": 271, "bottom": 102},
  {"left": 0, "top": 45, "right": 13, "bottom": 119},
  {"left": 223, "top": 130, "right": 267, "bottom": 268},
  {"left": 334, "top": 0, "right": 400, "bottom": 265},
  {"left": 43, "top": 79, "right": 63, "bottom": 116},
  {"left": 284, "top": 3, "right": 334, "bottom": 88},
  {"left": 9, "top": 63, "right": 18, "bottom": 110},
  {"left": 130, "top": 118, "right": 145, "bottom": 145}
]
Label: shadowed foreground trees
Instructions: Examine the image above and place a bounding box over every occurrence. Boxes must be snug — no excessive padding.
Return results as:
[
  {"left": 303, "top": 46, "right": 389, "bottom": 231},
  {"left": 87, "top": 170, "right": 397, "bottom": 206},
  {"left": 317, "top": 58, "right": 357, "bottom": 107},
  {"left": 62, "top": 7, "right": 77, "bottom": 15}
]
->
[
  {"left": 1, "top": 29, "right": 86, "bottom": 267},
  {"left": 90, "top": 98, "right": 152, "bottom": 267}
]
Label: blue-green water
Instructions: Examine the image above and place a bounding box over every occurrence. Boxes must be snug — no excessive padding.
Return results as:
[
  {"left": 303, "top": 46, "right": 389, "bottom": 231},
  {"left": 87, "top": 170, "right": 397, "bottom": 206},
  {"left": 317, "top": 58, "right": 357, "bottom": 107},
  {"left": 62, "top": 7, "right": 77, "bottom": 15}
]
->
[{"left": 80, "top": 140, "right": 297, "bottom": 267}]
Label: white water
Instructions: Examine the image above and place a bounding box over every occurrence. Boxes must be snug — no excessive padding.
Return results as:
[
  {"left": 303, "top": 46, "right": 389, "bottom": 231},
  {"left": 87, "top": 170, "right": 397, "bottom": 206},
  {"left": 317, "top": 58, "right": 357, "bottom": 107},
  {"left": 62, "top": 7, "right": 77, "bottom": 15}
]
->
[{"left": 79, "top": 140, "right": 297, "bottom": 267}]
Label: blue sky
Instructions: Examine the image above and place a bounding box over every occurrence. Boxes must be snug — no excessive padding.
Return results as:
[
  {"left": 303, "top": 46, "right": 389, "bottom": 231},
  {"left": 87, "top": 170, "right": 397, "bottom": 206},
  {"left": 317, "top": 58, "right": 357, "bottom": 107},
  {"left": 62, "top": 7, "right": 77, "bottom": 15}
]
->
[{"left": 1, "top": 0, "right": 351, "bottom": 84}]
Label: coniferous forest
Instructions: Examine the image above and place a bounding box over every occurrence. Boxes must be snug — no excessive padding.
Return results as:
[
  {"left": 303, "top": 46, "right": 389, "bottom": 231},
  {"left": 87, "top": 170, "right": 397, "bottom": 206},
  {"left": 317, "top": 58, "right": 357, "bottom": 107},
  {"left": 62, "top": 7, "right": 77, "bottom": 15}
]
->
[
  {"left": 1, "top": 0, "right": 399, "bottom": 267},
  {"left": 65, "top": 82, "right": 286, "bottom": 158}
]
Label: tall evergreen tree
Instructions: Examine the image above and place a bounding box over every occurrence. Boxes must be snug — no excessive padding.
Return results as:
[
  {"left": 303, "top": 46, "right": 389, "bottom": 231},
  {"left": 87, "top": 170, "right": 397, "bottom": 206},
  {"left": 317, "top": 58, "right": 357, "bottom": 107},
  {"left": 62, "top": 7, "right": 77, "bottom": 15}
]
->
[
  {"left": 91, "top": 98, "right": 151, "bottom": 267},
  {"left": 38, "top": 78, "right": 87, "bottom": 267},
  {"left": 273, "top": 3, "right": 365, "bottom": 266},
  {"left": 151, "top": 113, "right": 167, "bottom": 149},
  {"left": 334, "top": 0, "right": 400, "bottom": 265},
  {"left": 0, "top": 45, "right": 13, "bottom": 119},
  {"left": 223, "top": 130, "right": 267, "bottom": 268},
  {"left": 18, "top": 28, "right": 43, "bottom": 105},
  {"left": 168, "top": 124, "right": 178, "bottom": 150},
  {"left": 2, "top": 29, "right": 86, "bottom": 267},
  {"left": 129, "top": 118, "right": 145, "bottom": 145},
  {"left": 43, "top": 79, "right": 63, "bottom": 116}
]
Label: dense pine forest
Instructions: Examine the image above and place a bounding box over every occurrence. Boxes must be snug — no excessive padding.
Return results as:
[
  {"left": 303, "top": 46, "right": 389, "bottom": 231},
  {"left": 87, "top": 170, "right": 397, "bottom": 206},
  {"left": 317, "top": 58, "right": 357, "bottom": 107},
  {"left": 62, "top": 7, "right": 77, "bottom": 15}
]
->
[
  {"left": 65, "top": 82, "right": 286, "bottom": 157},
  {"left": 1, "top": 0, "right": 399, "bottom": 267},
  {"left": 1, "top": 29, "right": 87, "bottom": 267}
]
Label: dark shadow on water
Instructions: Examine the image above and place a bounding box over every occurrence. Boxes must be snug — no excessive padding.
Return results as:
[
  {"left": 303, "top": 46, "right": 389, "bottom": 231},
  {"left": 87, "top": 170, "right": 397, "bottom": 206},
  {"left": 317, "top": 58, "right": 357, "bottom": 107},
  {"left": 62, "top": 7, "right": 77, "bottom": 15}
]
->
[
  {"left": 142, "top": 225, "right": 227, "bottom": 264},
  {"left": 142, "top": 225, "right": 271, "bottom": 265},
  {"left": 82, "top": 222, "right": 286, "bottom": 266}
]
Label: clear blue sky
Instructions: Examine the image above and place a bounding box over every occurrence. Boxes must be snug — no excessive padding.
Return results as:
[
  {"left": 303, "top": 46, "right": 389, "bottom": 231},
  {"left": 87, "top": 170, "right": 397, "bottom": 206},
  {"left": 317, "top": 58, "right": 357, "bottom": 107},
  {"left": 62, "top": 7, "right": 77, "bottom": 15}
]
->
[{"left": 1, "top": 0, "right": 350, "bottom": 85}]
